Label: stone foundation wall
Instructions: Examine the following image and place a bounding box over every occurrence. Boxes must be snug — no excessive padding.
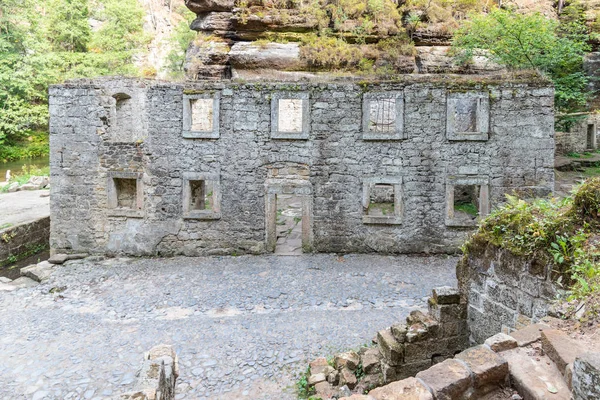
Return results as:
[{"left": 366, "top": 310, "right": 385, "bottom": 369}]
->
[
  {"left": 49, "top": 76, "right": 554, "bottom": 256},
  {"left": 0, "top": 217, "right": 50, "bottom": 267},
  {"left": 457, "top": 244, "right": 558, "bottom": 344}
]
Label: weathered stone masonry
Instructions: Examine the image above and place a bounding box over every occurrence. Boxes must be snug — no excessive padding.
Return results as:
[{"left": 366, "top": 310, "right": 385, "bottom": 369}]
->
[{"left": 49, "top": 76, "right": 554, "bottom": 256}]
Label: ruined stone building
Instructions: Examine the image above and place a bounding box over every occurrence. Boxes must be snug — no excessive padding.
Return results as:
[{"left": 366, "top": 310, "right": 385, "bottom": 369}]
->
[{"left": 48, "top": 75, "right": 555, "bottom": 256}]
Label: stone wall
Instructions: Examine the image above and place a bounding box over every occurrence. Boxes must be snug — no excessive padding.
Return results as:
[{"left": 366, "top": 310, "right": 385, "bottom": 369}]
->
[
  {"left": 0, "top": 217, "right": 50, "bottom": 267},
  {"left": 555, "top": 114, "right": 599, "bottom": 155},
  {"left": 457, "top": 244, "right": 559, "bottom": 344},
  {"left": 49, "top": 75, "right": 554, "bottom": 256}
]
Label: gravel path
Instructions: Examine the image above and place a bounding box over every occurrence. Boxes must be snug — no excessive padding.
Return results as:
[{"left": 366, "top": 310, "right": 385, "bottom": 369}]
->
[{"left": 0, "top": 254, "right": 457, "bottom": 399}]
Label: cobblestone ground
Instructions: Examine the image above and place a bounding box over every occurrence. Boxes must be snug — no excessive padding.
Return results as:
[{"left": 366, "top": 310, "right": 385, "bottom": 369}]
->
[{"left": 0, "top": 254, "right": 457, "bottom": 400}]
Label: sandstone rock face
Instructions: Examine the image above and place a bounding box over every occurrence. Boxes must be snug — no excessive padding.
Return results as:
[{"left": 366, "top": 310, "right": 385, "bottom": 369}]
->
[
  {"left": 184, "top": 39, "right": 231, "bottom": 80},
  {"left": 190, "top": 12, "right": 234, "bottom": 33},
  {"left": 185, "top": 0, "right": 235, "bottom": 13},
  {"left": 416, "top": 46, "right": 503, "bottom": 74},
  {"left": 229, "top": 42, "right": 307, "bottom": 71}
]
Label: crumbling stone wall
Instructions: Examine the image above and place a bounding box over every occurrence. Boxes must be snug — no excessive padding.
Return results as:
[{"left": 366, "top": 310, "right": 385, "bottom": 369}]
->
[
  {"left": 0, "top": 217, "right": 50, "bottom": 267},
  {"left": 457, "top": 244, "right": 559, "bottom": 344},
  {"left": 49, "top": 76, "right": 554, "bottom": 256}
]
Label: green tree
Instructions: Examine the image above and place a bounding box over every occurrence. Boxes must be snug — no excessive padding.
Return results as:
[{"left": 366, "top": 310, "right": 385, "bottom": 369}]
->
[
  {"left": 452, "top": 8, "right": 590, "bottom": 112},
  {"left": 47, "top": 0, "right": 92, "bottom": 52}
]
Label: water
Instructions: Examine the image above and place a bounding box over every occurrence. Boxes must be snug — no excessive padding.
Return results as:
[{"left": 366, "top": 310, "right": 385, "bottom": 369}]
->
[{"left": 0, "top": 155, "right": 49, "bottom": 182}]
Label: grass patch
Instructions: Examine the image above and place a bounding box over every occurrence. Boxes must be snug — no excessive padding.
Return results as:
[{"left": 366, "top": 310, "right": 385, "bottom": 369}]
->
[
  {"left": 296, "top": 366, "right": 317, "bottom": 399},
  {"left": 454, "top": 201, "right": 478, "bottom": 216}
]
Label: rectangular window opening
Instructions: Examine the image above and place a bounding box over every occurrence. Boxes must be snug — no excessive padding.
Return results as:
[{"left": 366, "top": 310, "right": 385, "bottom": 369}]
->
[
  {"left": 369, "top": 99, "right": 396, "bottom": 133},
  {"left": 190, "top": 98, "right": 214, "bottom": 132},
  {"left": 453, "top": 184, "right": 480, "bottom": 222},
  {"left": 115, "top": 178, "right": 137, "bottom": 209},
  {"left": 278, "top": 99, "right": 303, "bottom": 133},
  {"left": 189, "top": 180, "right": 214, "bottom": 211},
  {"left": 367, "top": 184, "right": 395, "bottom": 217}
]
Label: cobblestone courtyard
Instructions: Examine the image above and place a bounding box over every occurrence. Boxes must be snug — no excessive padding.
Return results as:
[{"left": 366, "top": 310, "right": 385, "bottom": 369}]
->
[{"left": 0, "top": 254, "right": 457, "bottom": 399}]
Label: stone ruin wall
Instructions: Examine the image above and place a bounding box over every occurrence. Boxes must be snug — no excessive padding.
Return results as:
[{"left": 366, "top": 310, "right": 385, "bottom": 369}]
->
[
  {"left": 49, "top": 76, "right": 554, "bottom": 257},
  {"left": 457, "top": 244, "right": 560, "bottom": 344}
]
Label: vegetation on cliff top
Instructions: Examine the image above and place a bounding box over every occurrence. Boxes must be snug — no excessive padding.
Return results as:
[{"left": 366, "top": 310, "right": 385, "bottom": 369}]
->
[{"left": 465, "top": 178, "right": 600, "bottom": 301}]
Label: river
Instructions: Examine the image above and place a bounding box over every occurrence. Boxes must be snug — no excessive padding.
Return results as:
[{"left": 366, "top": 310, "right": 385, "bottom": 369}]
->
[{"left": 0, "top": 155, "right": 49, "bottom": 182}]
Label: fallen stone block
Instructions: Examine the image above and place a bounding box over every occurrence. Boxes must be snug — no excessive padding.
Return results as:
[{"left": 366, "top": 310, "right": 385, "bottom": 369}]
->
[
  {"left": 0, "top": 277, "right": 12, "bottom": 283},
  {"left": 541, "top": 329, "right": 585, "bottom": 375},
  {"left": 9, "top": 276, "right": 38, "bottom": 289},
  {"left": 390, "top": 323, "right": 407, "bottom": 343},
  {"left": 415, "top": 359, "right": 472, "bottom": 400},
  {"left": 368, "top": 377, "right": 434, "bottom": 400},
  {"left": 315, "top": 381, "right": 335, "bottom": 398},
  {"left": 432, "top": 286, "right": 461, "bottom": 305},
  {"left": 361, "top": 348, "right": 382, "bottom": 374},
  {"left": 572, "top": 352, "right": 600, "bottom": 399},
  {"left": 455, "top": 345, "right": 508, "bottom": 395},
  {"left": 310, "top": 357, "right": 330, "bottom": 374},
  {"left": 377, "top": 328, "right": 404, "bottom": 366},
  {"left": 339, "top": 395, "right": 375, "bottom": 400},
  {"left": 0, "top": 282, "right": 17, "bottom": 292},
  {"left": 509, "top": 323, "right": 551, "bottom": 347},
  {"left": 485, "top": 333, "right": 518, "bottom": 353},
  {"left": 21, "top": 261, "right": 54, "bottom": 282},
  {"left": 335, "top": 351, "right": 360, "bottom": 371},
  {"left": 339, "top": 367, "right": 357, "bottom": 389},
  {"left": 121, "top": 344, "right": 178, "bottom": 400},
  {"left": 308, "top": 373, "right": 326, "bottom": 385},
  {"left": 48, "top": 253, "right": 69, "bottom": 265}
]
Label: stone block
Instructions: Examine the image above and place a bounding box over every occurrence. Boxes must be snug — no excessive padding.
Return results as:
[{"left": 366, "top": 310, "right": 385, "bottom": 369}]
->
[
  {"left": 310, "top": 357, "right": 329, "bottom": 374},
  {"left": 377, "top": 328, "right": 404, "bottom": 366},
  {"left": 390, "top": 323, "right": 407, "bottom": 343},
  {"left": 361, "top": 348, "right": 382, "bottom": 374},
  {"left": 455, "top": 345, "right": 508, "bottom": 394},
  {"left": 502, "top": 347, "right": 571, "bottom": 400},
  {"left": 381, "top": 362, "right": 397, "bottom": 384},
  {"left": 339, "top": 395, "right": 376, "bottom": 400},
  {"left": 21, "top": 262, "right": 55, "bottom": 282},
  {"left": 0, "top": 277, "right": 12, "bottom": 283},
  {"left": 368, "top": 377, "right": 434, "bottom": 400},
  {"left": 541, "top": 330, "right": 585, "bottom": 375},
  {"left": 484, "top": 333, "right": 518, "bottom": 353},
  {"left": 315, "top": 381, "right": 335, "bottom": 398},
  {"left": 415, "top": 359, "right": 472, "bottom": 400},
  {"left": 433, "top": 286, "right": 461, "bottom": 304},
  {"left": 429, "top": 302, "right": 467, "bottom": 324},
  {"left": 509, "top": 323, "right": 551, "bottom": 347},
  {"left": 335, "top": 351, "right": 360, "bottom": 371},
  {"left": 396, "top": 360, "right": 432, "bottom": 380},
  {"left": 308, "top": 373, "right": 326, "bottom": 385},
  {"left": 339, "top": 367, "right": 357, "bottom": 389},
  {"left": 48, "top": 253, "right": 69, "bottom": 264},
  {"left": 572, "top": 352, "right": 600, "bottom": 399}
]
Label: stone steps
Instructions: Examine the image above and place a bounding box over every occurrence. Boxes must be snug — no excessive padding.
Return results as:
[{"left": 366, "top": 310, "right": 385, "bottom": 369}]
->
[{"left": 501, "top": 346, "right": 570, "bottom": 400}]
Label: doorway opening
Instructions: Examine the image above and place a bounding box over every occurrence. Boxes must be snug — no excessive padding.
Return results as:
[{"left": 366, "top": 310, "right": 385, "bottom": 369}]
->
[
  {"left": 275, "top": 194, "right": 303, "bottom": 255},
  {"left": 587, "top": 124, "right": 596, "bottom": 150},
  {"left": 265, "top": 163, "right": 313, "bottom": 254}
]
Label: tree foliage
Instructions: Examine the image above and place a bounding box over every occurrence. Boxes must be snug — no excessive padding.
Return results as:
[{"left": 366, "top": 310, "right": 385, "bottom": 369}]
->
[
  {"left": 0, "top": 0, "right": 145, "bottom": 159},
  {"left": 452, "top": 8, "right": 590, "bottom": 113}
]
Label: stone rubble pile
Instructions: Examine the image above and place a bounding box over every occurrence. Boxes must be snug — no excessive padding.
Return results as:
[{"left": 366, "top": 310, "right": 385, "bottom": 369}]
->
[
  {"left": 3, "top": 175, "right": 50, "bottom": 193},
  {"left": 117, "top": 344, "right": 179, "bottom": 400},
  {"left": 306, "top": 287, "right": 470, "bottom": 398}
]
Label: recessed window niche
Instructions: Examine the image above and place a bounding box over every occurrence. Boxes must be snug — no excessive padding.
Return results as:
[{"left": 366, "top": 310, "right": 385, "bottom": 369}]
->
[
  {"left": 271, "top": 92, "right": 309, "bottom": 139},
  {"left": 362, "top": 92, "right": 406, "bottom": 140},
  {"left": 183, "top": 92, "right": 220, "bottom": 139},
  {"left": 446, "top": 92, "right": 490, "bottom": 141},
  {"left": 107, "top": 171, "right": 143, "bottom": 218},
  {"left": 445, "top": 176, "right": 490, "bottom": 227},
  {"left": 182, "top": 172, "right": 221, "bottom": 220},
  {"left": 362, "top": 177, "right": 403, "bottom": 225}
]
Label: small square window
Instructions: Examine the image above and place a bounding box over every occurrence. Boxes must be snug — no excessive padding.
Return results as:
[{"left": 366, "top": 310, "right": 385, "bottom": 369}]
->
[
  {"left": 445, "top": 176, "right": 490, "bottom": 227},
  {"left": 183, "top": 93, "right": 220, "bottom": 139},
  {"left": 446, "top": 92, "right": 489, "bottom": 141},
  {"left": 362, "top": 92, "right": 405, "bottom": 140},
  {"left": 107, "top": 172, "right": 143, "bottom": 218},
  {"left": 183, "top": 173, "right": 221, "bottom": 220},
  {"left": 271, "top": 92, "right": 309, "bottom": 139},
  {"left": 362, "top": 177, "right": 403, "bottom": 225}
]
